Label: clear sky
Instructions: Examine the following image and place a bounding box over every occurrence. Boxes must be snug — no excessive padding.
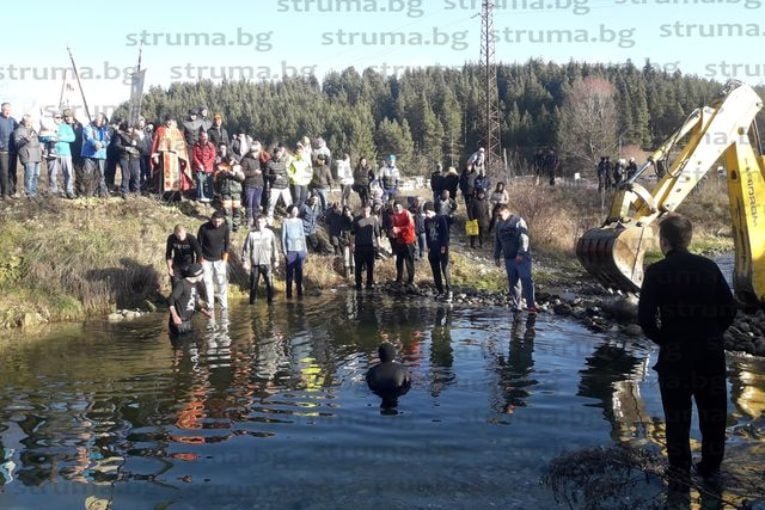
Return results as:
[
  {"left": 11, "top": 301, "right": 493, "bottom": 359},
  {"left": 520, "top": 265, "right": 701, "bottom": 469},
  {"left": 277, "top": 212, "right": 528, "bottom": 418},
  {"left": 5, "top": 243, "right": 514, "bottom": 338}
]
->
[{"left": 1, "top": 0, "right": 763, "bottom": 119}]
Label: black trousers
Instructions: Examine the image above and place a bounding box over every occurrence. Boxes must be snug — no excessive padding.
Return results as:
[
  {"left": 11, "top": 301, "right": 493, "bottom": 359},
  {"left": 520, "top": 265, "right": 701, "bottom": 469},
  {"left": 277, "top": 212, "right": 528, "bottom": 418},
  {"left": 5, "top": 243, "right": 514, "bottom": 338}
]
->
[
  {"left": 354, "top": 245, "right": 375, "bottom": 287},
  {"left": 249, "top": 265, "right": 274, "bottom": 303},
  {"left": 428, "top": 250, "right": 450, "bottom": 293},
  {"left": 0, "top": 152, "right": 17, "bottom": 197},
  {"left": 658, "top": 367, "right": 727, "bottom": 473},
  {"left": 395, "top": 243, "right": 415, "bottom": 284}
]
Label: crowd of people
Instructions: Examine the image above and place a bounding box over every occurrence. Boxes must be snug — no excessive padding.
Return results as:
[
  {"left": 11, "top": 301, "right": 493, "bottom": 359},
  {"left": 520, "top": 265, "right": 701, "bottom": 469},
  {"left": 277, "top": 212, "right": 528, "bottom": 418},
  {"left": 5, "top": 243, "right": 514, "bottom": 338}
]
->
[
  {"left": 596, "top": 155, "right": 641, "bottom": 192},
  {"left": 151, "top": 129, "right": 537, "bottom": 338}
]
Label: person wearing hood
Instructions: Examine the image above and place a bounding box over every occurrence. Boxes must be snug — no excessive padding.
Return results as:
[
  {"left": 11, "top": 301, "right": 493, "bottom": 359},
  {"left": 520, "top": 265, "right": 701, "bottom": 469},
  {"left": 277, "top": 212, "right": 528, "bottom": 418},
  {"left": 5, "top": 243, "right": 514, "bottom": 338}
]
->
[
  {"left": 366, "top": 343, "right": 411, "bottom": 412},
  {"left": 81, "top": 112, "right": 111, "bottom": 198}
]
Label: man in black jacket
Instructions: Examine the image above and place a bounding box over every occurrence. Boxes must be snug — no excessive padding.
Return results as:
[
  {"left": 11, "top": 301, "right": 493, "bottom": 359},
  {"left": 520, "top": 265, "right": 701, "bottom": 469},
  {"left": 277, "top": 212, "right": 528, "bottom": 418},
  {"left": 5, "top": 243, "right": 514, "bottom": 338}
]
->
[
  {"left": 197, "top": 211, "right": 231, "bottom": 315},
  {"left": 638, "top": 214, "right": 737, "bottom": 481},
  {"left": 265, "top": 146, "right": 291, "bottom": 224},
  {"left": 165, "top": 224, "right": 203, "bottom": 287},
  {"left": 168, "top": 263, "right": 212, "bottom": 341}
]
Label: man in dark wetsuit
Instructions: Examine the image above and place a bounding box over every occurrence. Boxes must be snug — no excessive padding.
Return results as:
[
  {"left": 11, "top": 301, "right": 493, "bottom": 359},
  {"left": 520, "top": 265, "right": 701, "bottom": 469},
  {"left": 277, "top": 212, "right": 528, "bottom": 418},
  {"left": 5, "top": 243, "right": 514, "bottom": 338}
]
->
[
  {"left": 366, "top": 343, "right": 411, "bottom": 411},
  {"left": 168, "top": 263, "right": 212, "bottom": 340},
  {"left": 638, "top": 214, "right": 737, "bottom": 482},
  {"left": 165, "top": 224, "right": 202, "bottom": 287}
]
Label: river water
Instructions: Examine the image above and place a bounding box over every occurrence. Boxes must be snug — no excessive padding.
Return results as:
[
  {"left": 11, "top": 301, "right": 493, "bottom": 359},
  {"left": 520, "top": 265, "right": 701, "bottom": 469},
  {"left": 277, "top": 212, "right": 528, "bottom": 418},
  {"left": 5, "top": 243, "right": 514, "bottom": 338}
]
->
[{"left": 1, "top": 292, "right": 764, "bottom": 509}]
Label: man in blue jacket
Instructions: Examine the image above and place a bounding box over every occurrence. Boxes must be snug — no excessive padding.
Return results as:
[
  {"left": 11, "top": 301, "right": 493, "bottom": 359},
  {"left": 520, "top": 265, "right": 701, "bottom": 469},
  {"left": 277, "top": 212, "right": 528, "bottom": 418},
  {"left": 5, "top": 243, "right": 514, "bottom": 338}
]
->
[
  {"left": 494, "top": 204, "right": 537, "bottom": 314},
  {"left": 81, "top": 113, "right": 111, "bottom": 198},
  {"left": 0, "top": 102, "right": 19, "bottom": 199}
]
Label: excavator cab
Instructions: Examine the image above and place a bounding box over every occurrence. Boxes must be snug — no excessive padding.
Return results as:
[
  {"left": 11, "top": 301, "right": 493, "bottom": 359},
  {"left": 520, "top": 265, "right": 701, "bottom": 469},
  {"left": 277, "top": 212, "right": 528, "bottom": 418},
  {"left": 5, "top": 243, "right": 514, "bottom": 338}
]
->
[{"left": 576, "top": 81, "right": 765, "bottom": 302}]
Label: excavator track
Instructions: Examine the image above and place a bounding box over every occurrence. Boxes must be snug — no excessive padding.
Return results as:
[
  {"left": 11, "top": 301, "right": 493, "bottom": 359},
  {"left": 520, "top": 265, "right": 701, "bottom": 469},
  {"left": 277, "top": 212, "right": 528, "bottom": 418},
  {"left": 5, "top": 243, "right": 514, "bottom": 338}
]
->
[{"left": 575, "top": 226, "right": 650, "bottom": 293}]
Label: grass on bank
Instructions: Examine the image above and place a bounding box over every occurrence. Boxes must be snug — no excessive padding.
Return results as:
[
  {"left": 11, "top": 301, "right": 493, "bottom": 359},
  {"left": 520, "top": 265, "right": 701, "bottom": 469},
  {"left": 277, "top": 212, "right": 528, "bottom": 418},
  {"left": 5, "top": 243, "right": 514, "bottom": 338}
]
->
[{"left": 0, "top": 174, "right": 733, "bottom": 329}]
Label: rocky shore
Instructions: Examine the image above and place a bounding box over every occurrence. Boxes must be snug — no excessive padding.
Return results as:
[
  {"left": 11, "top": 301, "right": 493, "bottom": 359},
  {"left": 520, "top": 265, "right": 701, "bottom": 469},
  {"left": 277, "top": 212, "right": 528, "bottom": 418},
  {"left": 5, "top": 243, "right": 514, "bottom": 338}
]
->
[{"left": 376, "top": 280, "right": 765, "bottom": 358}]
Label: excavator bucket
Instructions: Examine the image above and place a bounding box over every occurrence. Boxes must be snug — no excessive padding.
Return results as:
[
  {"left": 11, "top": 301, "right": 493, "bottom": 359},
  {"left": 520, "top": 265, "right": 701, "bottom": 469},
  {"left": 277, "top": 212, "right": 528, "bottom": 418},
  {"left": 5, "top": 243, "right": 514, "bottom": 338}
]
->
[{"left": 576, "top": 226, "right": 652, "bottom": 292}]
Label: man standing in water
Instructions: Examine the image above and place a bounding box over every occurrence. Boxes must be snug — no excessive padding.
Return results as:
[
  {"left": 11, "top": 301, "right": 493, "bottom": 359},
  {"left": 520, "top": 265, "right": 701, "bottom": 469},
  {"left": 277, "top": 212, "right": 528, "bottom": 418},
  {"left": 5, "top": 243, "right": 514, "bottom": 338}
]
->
[
  {"left": 638, "top": 214, "right": 736, "bottom": 483},
  {"left": 494, "top": 205, "right": 537, "bottom": 314},
  {"left": 197, "top": 211, "right": 230, "bottom": 314},
  {"left": 366, "top": 343, "right": 411, "bottom": 412},
  {"left": 168, "top": 263, "right": 212, "bottom": 339}
]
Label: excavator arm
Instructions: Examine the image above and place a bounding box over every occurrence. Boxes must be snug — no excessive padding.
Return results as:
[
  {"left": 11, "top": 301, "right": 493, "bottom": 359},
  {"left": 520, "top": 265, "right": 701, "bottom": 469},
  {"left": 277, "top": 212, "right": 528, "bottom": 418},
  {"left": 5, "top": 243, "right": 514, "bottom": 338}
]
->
[{"left": 576, "top": 81, "right": 765, "bottom": 303}]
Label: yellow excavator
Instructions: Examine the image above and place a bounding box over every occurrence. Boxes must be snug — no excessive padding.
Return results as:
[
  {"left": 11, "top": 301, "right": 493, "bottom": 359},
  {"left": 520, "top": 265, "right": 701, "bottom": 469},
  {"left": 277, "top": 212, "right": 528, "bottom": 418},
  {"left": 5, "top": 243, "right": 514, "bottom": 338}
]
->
[{"left": 576, "top": 81, "right": 765, "bottom": 304}]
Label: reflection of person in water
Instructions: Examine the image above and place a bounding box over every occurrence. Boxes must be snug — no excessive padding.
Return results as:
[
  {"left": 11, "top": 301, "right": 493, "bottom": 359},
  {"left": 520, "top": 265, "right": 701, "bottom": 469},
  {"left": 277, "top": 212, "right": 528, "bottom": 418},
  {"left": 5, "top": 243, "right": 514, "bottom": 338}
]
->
[
  {"left": 367, "top": 343, "right": 411, "bottom": 412},
  {"left": 496, "top": 314, "right": 537, "bottom": 413},
  {"left": 577, "top": 342, "right": 646, "bottom": 442},
  {"left": 429, "top": 307, "right": 455, "bottom": 397}
]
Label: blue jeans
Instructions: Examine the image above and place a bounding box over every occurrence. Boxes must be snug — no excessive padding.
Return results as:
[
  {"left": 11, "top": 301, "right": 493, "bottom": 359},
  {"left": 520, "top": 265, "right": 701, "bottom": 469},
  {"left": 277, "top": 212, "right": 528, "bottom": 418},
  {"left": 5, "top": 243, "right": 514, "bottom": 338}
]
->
[
  {"left": 244, "top": 186, "right": 264, "bottom": 222},
  {"left": 315, "top": 187, "right": 330, "bottom": 213},
  {"left": 504, "top": 256, "right": 535, "bottom": 310},
  {"left": 23, "top": 162, "right": 40, "bottom": 197},
  {"left": 286, "top": 250, "right": 307, "bottom": 297},
  {"left": 84, "top": 158, "right": 108, "bottom": 197},
  {"left": 196, "top": 172, "right": 213, "bottom": 201}
]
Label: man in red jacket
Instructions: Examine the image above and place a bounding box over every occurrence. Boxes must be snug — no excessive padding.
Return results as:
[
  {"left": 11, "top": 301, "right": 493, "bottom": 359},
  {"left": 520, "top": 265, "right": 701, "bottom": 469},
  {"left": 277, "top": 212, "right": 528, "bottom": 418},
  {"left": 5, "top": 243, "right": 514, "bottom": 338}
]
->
[
  {"left": 192, "top": 131, "right": 216, "bottom": 203},
  {"left": 392, "top": 200, "right": 416, "bottom": 287}
]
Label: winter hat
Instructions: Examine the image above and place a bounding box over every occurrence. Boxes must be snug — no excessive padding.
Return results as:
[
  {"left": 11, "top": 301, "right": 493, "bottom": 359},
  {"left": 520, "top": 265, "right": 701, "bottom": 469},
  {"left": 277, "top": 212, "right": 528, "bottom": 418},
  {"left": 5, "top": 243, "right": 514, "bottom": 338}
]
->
[{"left": 378, "top": 343, "right": 396, "bottom": 363}]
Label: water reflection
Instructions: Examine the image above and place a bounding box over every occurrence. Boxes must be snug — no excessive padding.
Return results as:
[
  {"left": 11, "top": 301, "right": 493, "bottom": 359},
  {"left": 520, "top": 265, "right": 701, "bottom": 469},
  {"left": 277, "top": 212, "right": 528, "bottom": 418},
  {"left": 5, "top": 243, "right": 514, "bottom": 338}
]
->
[
  {"left": 0, "top": 294, "right": 764, "bottom": 509},
  {"left": 493, "top": 313, "right": 537, "bottom": 414},
  {"left": 429, "top": 307, "right": 455, "bottom": 397},
  {"left": 578, "top": 340, "right": 654, "bottom": 443}
]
